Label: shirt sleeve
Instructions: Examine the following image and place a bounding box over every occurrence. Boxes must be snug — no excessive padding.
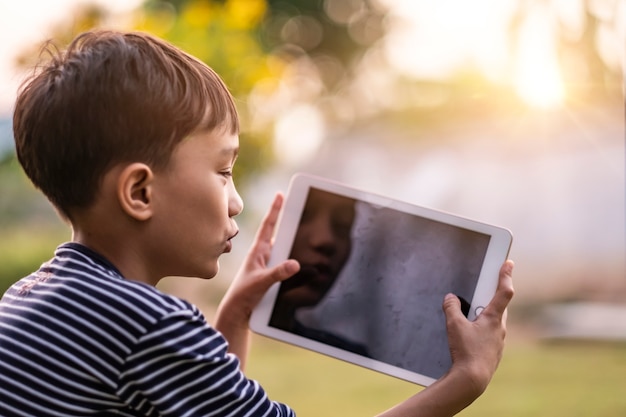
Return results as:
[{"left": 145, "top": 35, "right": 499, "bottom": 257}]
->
[{"left": 117, "top": 304, "right": 295, "bottom": 417}]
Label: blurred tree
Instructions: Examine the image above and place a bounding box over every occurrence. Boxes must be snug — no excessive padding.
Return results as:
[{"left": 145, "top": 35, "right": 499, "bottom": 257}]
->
[
  {"left": 135, "top": 0, "right": 276, "bottom": 179},
  {"left": 9, "top": 0, "right": 623, "bottom": 176},
  {"left": 134, "top": 0, "right": 388, "bottom": 176},
  {"left": 260, "top": 0, "right": 386, "bottom": 87}
]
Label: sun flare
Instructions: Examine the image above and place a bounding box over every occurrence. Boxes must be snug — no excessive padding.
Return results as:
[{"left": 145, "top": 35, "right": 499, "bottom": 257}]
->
[
  {"left": 383, "top": 0, "right": 571, "bottom": 110},
  {"left": 514, "top": 54, "right": 565, "bottom": 109},
  {"left": 513, "top": 5, "right": 566, "bottom": 109}
]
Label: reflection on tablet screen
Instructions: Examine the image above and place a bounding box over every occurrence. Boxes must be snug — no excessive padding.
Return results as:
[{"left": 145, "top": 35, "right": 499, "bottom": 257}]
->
[{"left": 269, "top": 187, "right": 490, "bottom": 380}]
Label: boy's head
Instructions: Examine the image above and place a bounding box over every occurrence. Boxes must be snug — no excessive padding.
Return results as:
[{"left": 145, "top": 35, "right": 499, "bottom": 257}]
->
[{"left": 13, "top": 30, "right": 239, "bottom": 221}]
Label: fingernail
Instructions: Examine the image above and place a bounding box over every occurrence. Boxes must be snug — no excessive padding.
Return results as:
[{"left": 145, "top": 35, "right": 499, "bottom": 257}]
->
[{"left": 506, "top": 261, "right": 514, "bottom": 274}]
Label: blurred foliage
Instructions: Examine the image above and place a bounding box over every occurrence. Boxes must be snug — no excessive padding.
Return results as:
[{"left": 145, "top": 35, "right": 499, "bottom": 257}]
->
[
  {"left": 0, "top": 226, "right": 68, "bottom": 295},
  {"left": 0, "top": 155, "right": 66, "bottom": 291},
  {"left": 10, "top": 0, "right": 622, "bottom": 181},
  {"left": 0, "top": 155, "right": 59, "bottom": 228},
  {"left": 135, "top": 0, "right": 278, "bottom": 180},
  {"left": 135, "top": 0, "right": 386, "bottom": 92},
  {"left": 134, "top": 0, "right": 387, "bottom": 180}
]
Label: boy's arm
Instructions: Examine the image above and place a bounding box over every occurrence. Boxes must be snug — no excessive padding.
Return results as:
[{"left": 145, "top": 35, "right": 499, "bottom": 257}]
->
[
  {"left": 214, "top": 193, "right": 299, "bottom": 370},
  {"left": 376, "top": 260, "right": 515, "bottom": 417}
]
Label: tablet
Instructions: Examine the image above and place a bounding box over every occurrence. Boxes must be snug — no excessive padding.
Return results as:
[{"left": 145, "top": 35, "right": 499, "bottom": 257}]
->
[{"left": 250, "top": 173, "right": 512, "bottom": 386}]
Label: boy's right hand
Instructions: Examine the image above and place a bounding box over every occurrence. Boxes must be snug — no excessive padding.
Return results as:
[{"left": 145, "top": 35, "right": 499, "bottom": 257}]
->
[
  {"left": 376, "top": 261, "right": 514, "bottom": 417},
  {"left": 443, "top": 260, "right": 514, "bottom": 396}
]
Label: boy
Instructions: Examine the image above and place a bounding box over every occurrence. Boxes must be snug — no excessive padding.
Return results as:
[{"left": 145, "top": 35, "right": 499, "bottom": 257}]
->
[{"left": 0, "top": 30, "right": 514, "bottom": 416}]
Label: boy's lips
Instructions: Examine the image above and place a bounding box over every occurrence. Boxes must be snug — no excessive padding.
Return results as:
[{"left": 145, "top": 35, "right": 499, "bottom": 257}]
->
[{"left": 224, "top": 230, "right": 239, "bottom": 253}]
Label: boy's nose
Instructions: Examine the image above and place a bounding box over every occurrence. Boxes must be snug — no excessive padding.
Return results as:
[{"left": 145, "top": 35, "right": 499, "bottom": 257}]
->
[{"left": 229, "top": 186, "right": 244, "bottom": 217}]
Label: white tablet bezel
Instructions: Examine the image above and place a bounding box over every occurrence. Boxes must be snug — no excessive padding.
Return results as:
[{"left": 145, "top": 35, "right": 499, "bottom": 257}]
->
[{"left": 250, "top": 173, "right": 512, "bottom": 386}]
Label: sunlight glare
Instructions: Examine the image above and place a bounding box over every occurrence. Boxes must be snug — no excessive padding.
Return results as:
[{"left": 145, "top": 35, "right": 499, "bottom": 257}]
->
[
  {"left": 382, "top": 0, "right": 516, "bottom": 80},
  {"left": 273, "top": 104, "right": 325, "bottom": 166},
  {"left": 513, "top": 6, "right": 565, "bottom": 109}
]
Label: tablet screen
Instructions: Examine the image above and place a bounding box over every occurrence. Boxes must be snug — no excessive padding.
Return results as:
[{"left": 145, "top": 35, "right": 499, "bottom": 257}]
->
[{"left": 266, "top": 187, "right": 491, "bottom": 380}]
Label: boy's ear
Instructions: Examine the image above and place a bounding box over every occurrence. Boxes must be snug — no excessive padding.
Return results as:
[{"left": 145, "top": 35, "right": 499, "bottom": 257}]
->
[{"left": 117, "top": 163, "right": 154, "bottom": 221}]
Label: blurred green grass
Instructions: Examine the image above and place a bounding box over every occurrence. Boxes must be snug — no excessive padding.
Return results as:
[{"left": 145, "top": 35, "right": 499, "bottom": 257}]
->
[{"left": 248, "top": 335, "right": 626, "bottom": 417}]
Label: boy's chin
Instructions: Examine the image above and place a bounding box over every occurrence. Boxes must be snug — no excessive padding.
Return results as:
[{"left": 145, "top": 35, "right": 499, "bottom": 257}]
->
[
  {"left": 201, "top": 262, "right": 220, "bottom": 279},
  {"left": 175, "top": 263, "right": 220, "bottom": 280}
]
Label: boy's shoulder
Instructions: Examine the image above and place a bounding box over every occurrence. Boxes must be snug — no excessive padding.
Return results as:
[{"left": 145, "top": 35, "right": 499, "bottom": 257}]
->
[{"left": 4, "top": 242, "right": 202, "bottom": 329}]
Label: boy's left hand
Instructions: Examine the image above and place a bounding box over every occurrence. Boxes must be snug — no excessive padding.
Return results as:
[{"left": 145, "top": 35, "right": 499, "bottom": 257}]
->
[{"left": 214, "top": 193, "right": 299, "bottom": 367}]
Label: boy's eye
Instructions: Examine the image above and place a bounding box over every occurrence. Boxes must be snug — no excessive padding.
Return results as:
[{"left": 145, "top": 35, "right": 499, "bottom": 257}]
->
[{"left": 220, "top": 170, "right": 233, "bottom": 178}]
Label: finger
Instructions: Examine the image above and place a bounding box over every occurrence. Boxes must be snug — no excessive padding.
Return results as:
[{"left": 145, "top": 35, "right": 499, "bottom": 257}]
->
[
  {"left": 442, "top": 293, "right": 464, "bottom": 324},
  {"left": 265, "top": 260, "right": 300, "bottom": 285},
  {"left": 255, "top": 193, "right": 284, "bottom": 244},
  {"left": 483, "top": 260, "right": 515, "bottom": 317}
]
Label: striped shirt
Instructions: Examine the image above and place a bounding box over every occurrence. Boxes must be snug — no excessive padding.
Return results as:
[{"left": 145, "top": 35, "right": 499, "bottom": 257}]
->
[{"left": 0, "top": 242, "right": 295, "bottom": 417}]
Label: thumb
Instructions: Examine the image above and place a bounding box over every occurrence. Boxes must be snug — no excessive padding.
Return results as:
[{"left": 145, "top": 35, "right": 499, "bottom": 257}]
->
[
  {"left": 442, "top": 293, "right": 464, "bottom": 323},
  {"left": 267, "top": 259, "right": 300, "bottom": 284}
]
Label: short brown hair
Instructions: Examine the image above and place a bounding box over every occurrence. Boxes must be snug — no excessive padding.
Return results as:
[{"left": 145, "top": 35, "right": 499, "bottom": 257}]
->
[{"left": 13, "top": 30, "right": 239, "bottom": 220}]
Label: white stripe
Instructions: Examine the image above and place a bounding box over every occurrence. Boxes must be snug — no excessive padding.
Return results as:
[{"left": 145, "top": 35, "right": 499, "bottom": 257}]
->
[
  {"left": 0, "top": 352, "right": 118, "bottom": 403},
  {"left": 54, "top": 250, "right": 193, "bottom": 327},
  {"left": 185, "top": 373, "right": 264, "bottom": 417},
  {"left": 159, "top": 362, "right": 242, "bottom": 414},
  {"left": 236, "top": 383, "right": 273, "bottom": 417},
  {"left": 4, "top": 302, "right": 125, "bottom": 364},
  {"left": 125, "top": 331, "right": 223, "bottom": 377},
  {"left": 138, "top": 312, "right": 206, "bottom": 346},
  {"left": 133, "top": 346, "right": 223, "bottom": 396},
  {"left": 0, "top": 332, "right": 97, "bottom": 383},
  {"left": 0, "top": 373, "right": 98, "bottom": 414},
  {"left": 41, "top": 275, "right": 149, "bottom": 332},
  {"left": 0, "top": 317, "right": 116, "bottom": 387},
  {"left": 0, "top": 334, "right": 116, "bottom": 394},
  {"left": 149, "top": 352, "right": 237, "bottom": 403},
  {"left": 60, "top": 256, "right": 188, "bottom": 315},
  {"left": 0, "top": 388, "right": 43, "bottom": 416},
  {"left": 4, "top": 288, "right": 135, "bottom": 347},
  {"left": 121, "top": 332, "right": 226, "bottom": 401},
  {"left": 125, "top": 316, "right": 220, "bottom": 365},
  {"left": 49, "top": 265, "right": 160, "bottom": 321},
  {"left": 59, "top": 252, "right": 191, "bottom": 313},
  {"left": 57, "top": 246, "right": 114, "bottom": 274}
]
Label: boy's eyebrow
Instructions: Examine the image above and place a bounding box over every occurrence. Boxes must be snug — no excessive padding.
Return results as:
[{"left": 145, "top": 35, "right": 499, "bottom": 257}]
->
[{"left": 221, "top": 146, "right": 239, "bottom": 159}]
